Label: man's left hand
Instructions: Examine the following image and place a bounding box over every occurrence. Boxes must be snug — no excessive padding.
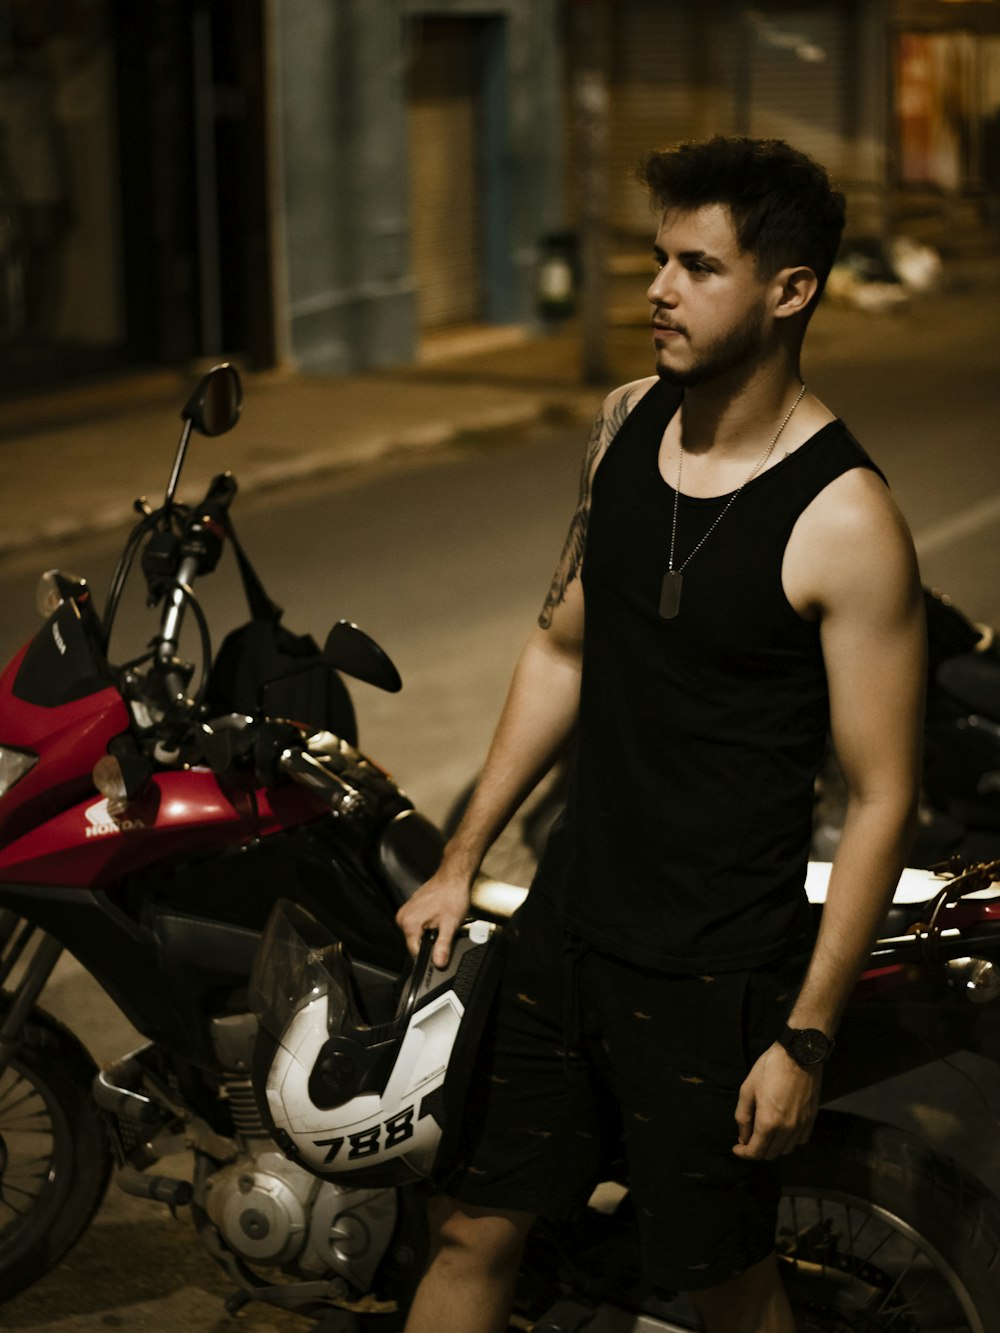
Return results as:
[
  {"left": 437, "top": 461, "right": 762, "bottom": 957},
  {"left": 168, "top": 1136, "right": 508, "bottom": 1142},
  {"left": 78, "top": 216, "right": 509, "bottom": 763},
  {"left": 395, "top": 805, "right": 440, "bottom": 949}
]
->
[{"left": 732, "top": 1043, "right": 821, "bottom": 1160}]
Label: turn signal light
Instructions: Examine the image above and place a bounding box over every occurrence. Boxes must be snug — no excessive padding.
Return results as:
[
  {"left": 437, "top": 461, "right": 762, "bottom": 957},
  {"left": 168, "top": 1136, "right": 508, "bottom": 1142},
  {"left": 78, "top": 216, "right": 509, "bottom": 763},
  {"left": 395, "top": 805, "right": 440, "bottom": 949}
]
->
[
  {"left": 0, "top": 746, "right": 38, "bottom": 800},
  {"left": 93, "top": 753, "right": 152, "bottom": 818},
  {"left": 35, "top": 569, "right": 89, "bottom": 619}
]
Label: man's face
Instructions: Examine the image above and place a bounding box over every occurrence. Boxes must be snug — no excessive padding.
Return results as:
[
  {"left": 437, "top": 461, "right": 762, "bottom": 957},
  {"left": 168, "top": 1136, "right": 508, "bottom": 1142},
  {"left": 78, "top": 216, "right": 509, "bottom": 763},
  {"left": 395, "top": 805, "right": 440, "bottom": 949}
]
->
[{"left": 647, "top": 204, "right": 772, "bottom": 387}]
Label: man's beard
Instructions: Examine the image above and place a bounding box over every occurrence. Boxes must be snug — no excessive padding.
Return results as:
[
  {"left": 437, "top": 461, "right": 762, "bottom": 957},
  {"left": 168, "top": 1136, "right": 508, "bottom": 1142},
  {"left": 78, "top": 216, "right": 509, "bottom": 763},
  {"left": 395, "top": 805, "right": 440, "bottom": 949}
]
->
[{"left": 655, "top": 299, "right": 767, "bottom": 388}]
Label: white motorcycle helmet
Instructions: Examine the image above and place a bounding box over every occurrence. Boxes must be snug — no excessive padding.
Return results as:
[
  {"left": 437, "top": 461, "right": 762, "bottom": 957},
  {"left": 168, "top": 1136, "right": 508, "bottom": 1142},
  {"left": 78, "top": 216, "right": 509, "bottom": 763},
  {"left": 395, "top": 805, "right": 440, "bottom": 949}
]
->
[{"left": 248, "top": 899, "right": 504, "bottom": 1187}]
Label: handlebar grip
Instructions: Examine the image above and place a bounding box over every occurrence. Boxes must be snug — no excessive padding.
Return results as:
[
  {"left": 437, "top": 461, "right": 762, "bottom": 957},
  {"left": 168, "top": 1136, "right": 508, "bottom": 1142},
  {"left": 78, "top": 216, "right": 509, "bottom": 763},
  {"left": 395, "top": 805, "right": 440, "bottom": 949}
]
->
[{"left": 279, "top": 748, "right": 367, "bottom": 821}]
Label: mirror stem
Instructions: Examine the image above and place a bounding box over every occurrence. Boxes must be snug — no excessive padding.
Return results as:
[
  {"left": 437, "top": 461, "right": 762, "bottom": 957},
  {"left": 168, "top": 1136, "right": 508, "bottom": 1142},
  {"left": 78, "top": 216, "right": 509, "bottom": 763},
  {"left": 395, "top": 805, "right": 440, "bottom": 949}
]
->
[{"left": 163, "top": 420, "right": 194, "bottom": 515}]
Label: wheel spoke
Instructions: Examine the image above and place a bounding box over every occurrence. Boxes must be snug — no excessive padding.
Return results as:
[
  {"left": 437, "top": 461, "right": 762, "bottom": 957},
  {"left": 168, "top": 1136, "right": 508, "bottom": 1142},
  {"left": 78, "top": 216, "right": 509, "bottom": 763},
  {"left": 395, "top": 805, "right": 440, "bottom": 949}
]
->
[
  {"left": 845, "top": 1205, "right": 875, "bottom": 1256},
  {"left": 874, "top": 1242, "right": 920, "bottom": 1314},
  {"left": 0, "top": 1063, "right": 63, "bottom": 1238},
  {"left": 0, "top": 1020, "right": 110, "bottom": 1301},
  {"left": 1, "top": 1195, "right": 36, "bottom": 1220},
  {"left": 860, "top": 1224, "right": 894, "bottom": 1270},
  {"left": 1, "top": 1154, "right": 53, "bottom": 1171},
  {"left": 0, "top": 1081, "right": 47, "bottom": 1119},
  {"left": 0, "top": 1162, "right": 51, "bottom": 1215},
  {"left": 782, "top": 1182, "right": 986, "bottom": 1332},
  {"left": 879, "top": 1272, "right": 936, "bottom": 1329},
  {"left": 2, "top": 1173, "right": 49, "bottom": 1199}
]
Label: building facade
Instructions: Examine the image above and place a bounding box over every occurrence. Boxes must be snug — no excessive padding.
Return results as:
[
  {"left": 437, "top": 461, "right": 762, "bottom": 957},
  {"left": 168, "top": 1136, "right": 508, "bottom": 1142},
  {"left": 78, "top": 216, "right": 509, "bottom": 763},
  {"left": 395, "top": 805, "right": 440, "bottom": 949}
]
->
[
  {"left": 1, "top": 0, "right": 997, "bottom": 396},
  {"left": 269, "top": 0, "right": 563, "bottom": 374}
]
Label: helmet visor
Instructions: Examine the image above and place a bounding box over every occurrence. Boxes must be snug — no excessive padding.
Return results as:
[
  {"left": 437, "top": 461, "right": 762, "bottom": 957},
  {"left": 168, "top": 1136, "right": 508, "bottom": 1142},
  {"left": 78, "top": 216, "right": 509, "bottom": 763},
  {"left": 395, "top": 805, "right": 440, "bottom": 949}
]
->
[{"left": 249, "top": 899, "right": 352, "bottom": 1041}]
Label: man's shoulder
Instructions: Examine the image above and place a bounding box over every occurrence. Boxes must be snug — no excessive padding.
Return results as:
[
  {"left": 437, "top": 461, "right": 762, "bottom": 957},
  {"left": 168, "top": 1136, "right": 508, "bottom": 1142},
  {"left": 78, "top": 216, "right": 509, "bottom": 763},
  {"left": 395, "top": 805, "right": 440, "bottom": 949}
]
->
[
  {"left": 602, "top": 375, "right": 659, "bottom": 421},
  {"left": 592, "top": 377, "right": 664, "bottom": 457},
  {"left": 789, "top": 465, "right": 918, "bottom": 618},
  {"left": 610, "top": 374, "right": 660, "bottom": 402},
  {"left": 816, "top": 417, "right": 886, "bottom": 480},
  {"left": 805, "top": 463, "right": 899, "bottom": 538}
]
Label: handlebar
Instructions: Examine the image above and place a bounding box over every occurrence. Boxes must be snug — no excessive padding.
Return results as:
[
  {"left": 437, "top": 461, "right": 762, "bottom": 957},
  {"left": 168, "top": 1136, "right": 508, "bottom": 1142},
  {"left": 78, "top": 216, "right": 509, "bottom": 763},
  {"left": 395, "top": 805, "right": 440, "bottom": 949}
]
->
[
  {"left": 157, "top": 556, "right": 201, "bottom": 662},
  {"left": 196, "top": 719, "right": 403, "bottom": 847},
  {"left": 278, "top": 748, "right": 368, "bottom": 823},
  {"left": 149, "top": 472, "right": 239, "bottom": 714}
]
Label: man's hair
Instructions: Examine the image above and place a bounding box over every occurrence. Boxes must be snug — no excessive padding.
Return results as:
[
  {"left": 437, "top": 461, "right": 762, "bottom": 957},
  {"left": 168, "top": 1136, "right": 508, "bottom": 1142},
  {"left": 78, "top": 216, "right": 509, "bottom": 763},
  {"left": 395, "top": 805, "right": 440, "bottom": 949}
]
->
[{"left": 639, "top": 136, "right": 846, "bottom": 308}]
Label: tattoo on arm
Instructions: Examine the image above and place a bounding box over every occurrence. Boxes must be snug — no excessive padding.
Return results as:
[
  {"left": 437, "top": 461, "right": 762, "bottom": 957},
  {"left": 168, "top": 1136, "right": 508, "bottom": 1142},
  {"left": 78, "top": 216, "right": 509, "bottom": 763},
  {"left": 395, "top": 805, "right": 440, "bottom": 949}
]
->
[{"left": 538, "top": 389, "right": 636, "bottom": 629}]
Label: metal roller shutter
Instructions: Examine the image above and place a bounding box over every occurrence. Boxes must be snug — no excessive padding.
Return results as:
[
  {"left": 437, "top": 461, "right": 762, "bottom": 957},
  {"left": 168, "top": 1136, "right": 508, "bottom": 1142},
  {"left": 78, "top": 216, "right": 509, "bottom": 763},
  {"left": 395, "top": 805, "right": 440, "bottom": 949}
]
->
[
  {"left": 743, "top": 6, "right": 855, "bottom": 178},
  {"left": 602, "top": 2, "right": 854, "bottom": 237},
  {"left": 407, "top": 18, "right": 483, "bottom": 330},
  {"left": 607, "top": 1, "right": 707, "bottom": 234}
]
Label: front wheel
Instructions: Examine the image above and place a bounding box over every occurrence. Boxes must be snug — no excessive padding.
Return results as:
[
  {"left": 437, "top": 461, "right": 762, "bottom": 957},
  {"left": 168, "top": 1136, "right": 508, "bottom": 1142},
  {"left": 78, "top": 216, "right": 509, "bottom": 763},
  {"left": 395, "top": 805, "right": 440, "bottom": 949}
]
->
[
  {"left": 779, "top": 1110, "right": 1000, "bottom": 1331},
  {"left": 0, "top": 1002, "right": 113, "bottom": 1301}
]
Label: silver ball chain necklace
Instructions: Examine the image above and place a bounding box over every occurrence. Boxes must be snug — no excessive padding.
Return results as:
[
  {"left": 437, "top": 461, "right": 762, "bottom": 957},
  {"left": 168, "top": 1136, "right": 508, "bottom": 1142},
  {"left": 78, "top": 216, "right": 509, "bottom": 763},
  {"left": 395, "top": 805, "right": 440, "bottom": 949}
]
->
[{"left": 659, "top": 381, "right": 807, "bottom": 620}]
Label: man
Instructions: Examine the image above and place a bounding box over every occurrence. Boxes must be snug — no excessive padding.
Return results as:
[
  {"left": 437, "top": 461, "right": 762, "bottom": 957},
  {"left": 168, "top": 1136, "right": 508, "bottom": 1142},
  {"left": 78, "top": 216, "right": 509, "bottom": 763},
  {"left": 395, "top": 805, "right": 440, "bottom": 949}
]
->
[{"left": 397, "top": 137, "right": 925, "bottom": 1333}]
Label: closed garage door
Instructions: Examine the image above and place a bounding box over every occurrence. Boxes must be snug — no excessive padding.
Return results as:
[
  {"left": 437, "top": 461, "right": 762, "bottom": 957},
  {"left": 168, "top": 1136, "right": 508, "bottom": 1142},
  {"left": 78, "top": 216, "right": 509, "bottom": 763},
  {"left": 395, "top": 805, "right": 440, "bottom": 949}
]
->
[
  {"left": 601, "top": 2, "right": 855, "bottom": 238},
  {"left": 407, "top": 17, "right": 483, "bottom": 329},
  {"left": 743, "top": 6, "right": 855, "bottom": 179}
]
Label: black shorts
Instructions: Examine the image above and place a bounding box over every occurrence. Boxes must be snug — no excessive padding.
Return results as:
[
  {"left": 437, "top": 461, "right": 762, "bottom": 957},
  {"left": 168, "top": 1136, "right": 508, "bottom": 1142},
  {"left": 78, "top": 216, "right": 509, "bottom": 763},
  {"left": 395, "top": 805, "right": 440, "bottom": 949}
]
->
[{"left": 443, "top": 890, "right": 808, "bottom": 1293}]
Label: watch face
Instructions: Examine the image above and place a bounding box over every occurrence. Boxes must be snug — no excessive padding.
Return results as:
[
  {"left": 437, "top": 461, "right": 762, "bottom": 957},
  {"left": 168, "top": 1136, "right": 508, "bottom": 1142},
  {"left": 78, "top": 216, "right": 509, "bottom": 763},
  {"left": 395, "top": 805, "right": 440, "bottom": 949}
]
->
[{"left": 791, "top": 1028, "right": 831, "bottom": 1066}]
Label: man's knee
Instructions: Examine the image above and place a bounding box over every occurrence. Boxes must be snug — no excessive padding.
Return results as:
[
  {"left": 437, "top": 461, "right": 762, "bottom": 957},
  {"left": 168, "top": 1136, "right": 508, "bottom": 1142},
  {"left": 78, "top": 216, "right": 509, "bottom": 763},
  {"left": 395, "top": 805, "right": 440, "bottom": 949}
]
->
[{"left": 428, "top": 1196, "right": 535, "bottom": 1277}]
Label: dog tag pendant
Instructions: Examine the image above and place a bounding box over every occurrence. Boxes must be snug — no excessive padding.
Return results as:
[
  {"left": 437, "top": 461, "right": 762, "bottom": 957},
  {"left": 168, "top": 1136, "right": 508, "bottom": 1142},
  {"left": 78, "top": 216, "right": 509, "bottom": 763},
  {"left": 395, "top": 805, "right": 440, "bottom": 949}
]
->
[{"left": 659, "top": 570, "right": 683, "bottom": 619}]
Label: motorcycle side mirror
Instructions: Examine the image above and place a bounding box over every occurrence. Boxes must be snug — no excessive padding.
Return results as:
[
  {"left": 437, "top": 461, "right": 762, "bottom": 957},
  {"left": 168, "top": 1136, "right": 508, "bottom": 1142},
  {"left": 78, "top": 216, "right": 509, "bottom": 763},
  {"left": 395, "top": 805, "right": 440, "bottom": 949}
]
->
[
  {"left": 165, "top": 364, "right": 243, "bottom": 513},
  {"left": 324, "top": 621, "right": 402, "bottom": 694},
  {"left": 182, "top": 363, "right": 243, "bottom": 437}
]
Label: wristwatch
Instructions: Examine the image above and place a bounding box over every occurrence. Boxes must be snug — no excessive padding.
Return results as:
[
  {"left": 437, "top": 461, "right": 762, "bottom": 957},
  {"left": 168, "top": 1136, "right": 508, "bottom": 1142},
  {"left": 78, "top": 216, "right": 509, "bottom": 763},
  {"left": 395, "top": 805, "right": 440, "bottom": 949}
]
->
[{"left": 777, "top": 1024, "right": 835, "bottom": 1068}]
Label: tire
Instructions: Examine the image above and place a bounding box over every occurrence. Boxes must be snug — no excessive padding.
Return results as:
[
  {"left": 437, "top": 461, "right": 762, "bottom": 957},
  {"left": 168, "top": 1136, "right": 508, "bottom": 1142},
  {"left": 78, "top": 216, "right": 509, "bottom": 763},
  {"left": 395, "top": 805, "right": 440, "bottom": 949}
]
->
[
  {"left": 0, "top": 1002, "right": 113, "bottom": 1301},
  {"left": 779, "top": 1109, "right": 1000, "bottom": 1331}
]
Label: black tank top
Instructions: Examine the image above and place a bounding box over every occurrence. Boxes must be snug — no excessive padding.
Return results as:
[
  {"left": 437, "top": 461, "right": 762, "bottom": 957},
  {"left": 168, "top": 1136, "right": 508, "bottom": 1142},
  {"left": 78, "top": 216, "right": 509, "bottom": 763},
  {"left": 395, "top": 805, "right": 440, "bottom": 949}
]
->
[{"left": 533, "top": 379, "right": 886, "bottom": 972}]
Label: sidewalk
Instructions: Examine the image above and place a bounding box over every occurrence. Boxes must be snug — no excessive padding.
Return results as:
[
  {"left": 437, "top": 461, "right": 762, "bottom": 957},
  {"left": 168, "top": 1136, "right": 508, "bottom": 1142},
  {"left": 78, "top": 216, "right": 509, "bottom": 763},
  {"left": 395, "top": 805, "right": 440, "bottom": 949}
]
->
[
  {"left": 2, "top": 242, "right": 999, "bottom": 563},
  {"left": 0, "top": 335, "right": 602, "bottom": 561}
]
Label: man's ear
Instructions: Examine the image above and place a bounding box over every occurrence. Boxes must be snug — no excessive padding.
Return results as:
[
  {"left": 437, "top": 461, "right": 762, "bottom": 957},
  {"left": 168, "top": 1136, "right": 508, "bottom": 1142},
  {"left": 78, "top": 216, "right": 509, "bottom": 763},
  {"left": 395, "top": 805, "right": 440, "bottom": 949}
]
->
[{"left": 772, "top": 265, "right": 819, "bottom": 320}]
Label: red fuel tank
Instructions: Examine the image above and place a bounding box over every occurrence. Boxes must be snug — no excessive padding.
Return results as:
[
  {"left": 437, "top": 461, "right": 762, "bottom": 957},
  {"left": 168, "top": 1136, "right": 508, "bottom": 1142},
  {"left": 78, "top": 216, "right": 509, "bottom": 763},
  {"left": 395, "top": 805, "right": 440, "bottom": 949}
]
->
[{"left": 0, "top": 766, "right": 327, "bottom": 887}]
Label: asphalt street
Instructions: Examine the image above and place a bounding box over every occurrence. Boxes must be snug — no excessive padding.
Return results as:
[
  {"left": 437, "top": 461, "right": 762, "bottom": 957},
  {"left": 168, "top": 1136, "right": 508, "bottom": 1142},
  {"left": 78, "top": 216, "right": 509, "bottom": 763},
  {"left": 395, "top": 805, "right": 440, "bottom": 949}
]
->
[{"left": 1, "top": 277, "right": 1000, "bottom": 1328}]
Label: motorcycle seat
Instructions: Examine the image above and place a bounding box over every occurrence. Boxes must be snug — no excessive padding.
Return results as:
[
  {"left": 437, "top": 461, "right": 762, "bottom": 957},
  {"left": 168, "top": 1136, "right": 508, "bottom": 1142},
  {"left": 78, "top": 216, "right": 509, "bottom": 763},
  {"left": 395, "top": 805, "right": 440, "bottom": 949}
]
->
[
  {"left": 471, "top": 864, "right": 999, "bottom": 949},
  {"left": 808, "top": 860, "right": 1000, "bottom": 940},
  {"left": 806, "top": 862, "right": 941, "bottom": 908},
  {"left": 809, "top": 861, "right": 940, "bottom": 936},
  {"left": 375, "top": 809, "right": 446, "bottom": 905},
  {"left": 472, "top": 876, "right": 529, "bottom": 921}
]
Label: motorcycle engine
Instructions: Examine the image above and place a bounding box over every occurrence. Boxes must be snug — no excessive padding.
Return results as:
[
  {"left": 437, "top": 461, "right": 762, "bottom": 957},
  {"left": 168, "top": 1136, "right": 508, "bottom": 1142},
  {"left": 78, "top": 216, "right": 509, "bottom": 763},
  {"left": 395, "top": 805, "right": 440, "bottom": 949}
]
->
[
  {"left": 204, "top": 1138, "right": 397, "bottom": 1290},
  {"left": 203, "top": 1015, "right": 398, "bottom": 1291}
]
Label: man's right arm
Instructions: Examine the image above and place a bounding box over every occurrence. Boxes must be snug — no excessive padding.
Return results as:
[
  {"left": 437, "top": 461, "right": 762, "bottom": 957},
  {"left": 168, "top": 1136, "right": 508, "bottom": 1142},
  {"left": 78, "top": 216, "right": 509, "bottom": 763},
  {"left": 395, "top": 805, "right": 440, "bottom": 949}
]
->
[{"left": 396, "top": 378, "right": 653, "bottom": 965}]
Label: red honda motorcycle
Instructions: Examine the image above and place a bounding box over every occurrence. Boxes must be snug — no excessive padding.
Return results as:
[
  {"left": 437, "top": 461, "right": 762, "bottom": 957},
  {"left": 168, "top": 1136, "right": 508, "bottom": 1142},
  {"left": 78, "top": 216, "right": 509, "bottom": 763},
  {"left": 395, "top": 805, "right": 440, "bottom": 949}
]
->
[{"left": 1, "top": 364, "right": 1000, "bottom": 1332}]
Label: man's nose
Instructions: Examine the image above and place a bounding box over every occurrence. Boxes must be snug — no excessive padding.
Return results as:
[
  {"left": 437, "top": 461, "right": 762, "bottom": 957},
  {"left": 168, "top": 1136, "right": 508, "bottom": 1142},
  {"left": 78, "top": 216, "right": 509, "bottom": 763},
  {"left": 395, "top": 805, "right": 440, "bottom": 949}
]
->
[{"left": 647, "top": 264, "right": 677, "bottom": 307}]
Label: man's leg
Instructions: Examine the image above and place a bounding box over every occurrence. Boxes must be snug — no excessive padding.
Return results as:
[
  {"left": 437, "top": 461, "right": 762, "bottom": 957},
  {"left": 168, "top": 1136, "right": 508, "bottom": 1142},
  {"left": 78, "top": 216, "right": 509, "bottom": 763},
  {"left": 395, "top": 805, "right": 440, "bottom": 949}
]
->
[
  {"left": 406, "top": 898, "right": 602, "bottom": 1331},
  {"left": 404, "top": 1196, "right": 535, "bottom": 1333},
  {"left": 578, "top": 952, "right": 811, "bottom": 1324},
  {"left": 687, "top": 1253, "right": 795, "bottom": 1333}
]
